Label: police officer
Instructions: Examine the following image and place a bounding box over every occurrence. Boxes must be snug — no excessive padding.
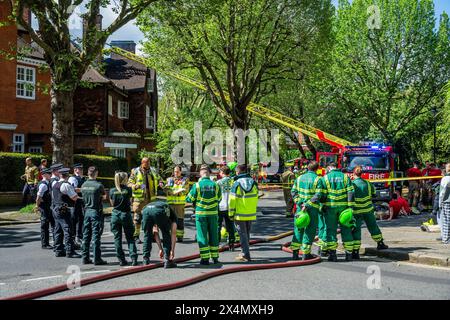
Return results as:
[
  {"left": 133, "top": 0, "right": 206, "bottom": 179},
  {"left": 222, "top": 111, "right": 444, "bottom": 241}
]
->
[
  {"left": 81, "top": 166, "right": 107, "bottom": 265},
  {"left": 68, "top": 163, "right": 86, "bottom": 247},
  {"left": 35, "top": 168, "right": 55, "bottom": 249},
  {"left": 51, "top": 168, "right": 81, "bottom": 258},
  {"left": 49, "top": 163, "right": 63, "bottom": 187},
  {"left": 141, "top": 199, "right": 178, "bottom": 268}
]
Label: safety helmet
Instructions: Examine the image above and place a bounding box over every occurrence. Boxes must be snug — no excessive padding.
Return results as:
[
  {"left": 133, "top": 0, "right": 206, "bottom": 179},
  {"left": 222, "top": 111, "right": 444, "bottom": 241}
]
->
[
  {"left": 220, "top": 227, "right": 229, "bottom": 240},
  {"left": 339, "top": 208, "right": 354, "bottom": 228},
  {"left": 228, "top": 161, "right": 238, "bottom": 171},
  {"left": 294, "top": 210, "right": 310, "bottom": 229}
]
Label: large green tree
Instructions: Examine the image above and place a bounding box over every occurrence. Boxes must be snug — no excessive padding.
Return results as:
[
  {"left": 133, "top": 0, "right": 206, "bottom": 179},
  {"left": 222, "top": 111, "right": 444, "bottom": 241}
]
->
[
  {"left": 6, "top": 0, "right": 158, "bottom": 165},
  {"left": 138, "top": 0, "right": 334, "bottom": 131},
  {"left": 331, "top": 0, "right": 450, "bottom": 154}
]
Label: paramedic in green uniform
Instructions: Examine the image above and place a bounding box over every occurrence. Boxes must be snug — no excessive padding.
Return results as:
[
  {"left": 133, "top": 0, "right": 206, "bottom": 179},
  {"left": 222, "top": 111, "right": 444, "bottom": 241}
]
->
[
  {"left": 81, "top": 166, "right": 107, "bottom": 265},
  {"left": 109, "top": 171, "right": 138, "bottom": 266}
]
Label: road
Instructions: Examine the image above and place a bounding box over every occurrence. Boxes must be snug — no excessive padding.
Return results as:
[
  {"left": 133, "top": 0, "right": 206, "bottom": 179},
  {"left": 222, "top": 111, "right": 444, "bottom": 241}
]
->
[{"left": 0, "top": 191, "right": 449, "bottom": 300}]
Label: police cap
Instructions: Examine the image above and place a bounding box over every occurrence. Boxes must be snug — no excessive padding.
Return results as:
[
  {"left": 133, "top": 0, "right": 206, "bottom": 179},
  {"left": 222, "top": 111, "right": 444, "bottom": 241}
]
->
[
  {"left": 50, "top": 163, "right": 63, "bottom": 171},
  {"left": 41, "top": 168, "right": 52, "bottom": 175},
  {"left": 72, "top": 163, "right": 83, "bottom": 169},
  {"left": 58, "top": 168, "right": 71, "bottom": 175}
]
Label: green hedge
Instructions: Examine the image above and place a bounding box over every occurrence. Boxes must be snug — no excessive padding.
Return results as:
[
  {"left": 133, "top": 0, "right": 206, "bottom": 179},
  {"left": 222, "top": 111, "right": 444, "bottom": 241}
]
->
[{"left": 0, "top": 152, "right": 129, "bottom": 191}]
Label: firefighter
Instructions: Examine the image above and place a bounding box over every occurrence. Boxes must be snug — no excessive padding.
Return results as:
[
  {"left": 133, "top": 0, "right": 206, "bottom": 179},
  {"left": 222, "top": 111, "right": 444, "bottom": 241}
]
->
[
  {"left": 281, "top": 166, "right": 295, "bottom": 217},
  {"left": 109, "top": 171, "right": 138, "bottom": 266},
  {"left": 351, "top": 166, "right": 388, "bottom": 259},
  {"left": 80, "top": 166, "right": 107, "bottom": 265},
  {"left": 141, "top": 199, "right": 178, "bottom": 268},
  {"left": 35, "top": 168, "right": 55, "bottom": 249},
  {"left": 68, "top": 163, "right": 86, "bottom": 247},
  {"left": 322, "top": 162, "right": 355, "bottom": 262},
  {"left": 51, "top": 168, "right": 80, "bottom": 258},
  {"left": 406, "top": 161, "right": 422, "bottom": 214},
  {"left": 21, "top": 157, "right": 39, "bottom": 206},
  {"left": 165, "top": 165, "right": 189, "bottom": 242},
  {"left": 186, "top": 164, "right": 221, "bottom": 265},
  {"left": 290, "top": 161, "right": 326, "bottom": 260},
  {"left": 128, "top": 157, "right": 159, "bottom": 244},
  {"left": 229, "top": 164, "right": 259, "bottom": 262}
]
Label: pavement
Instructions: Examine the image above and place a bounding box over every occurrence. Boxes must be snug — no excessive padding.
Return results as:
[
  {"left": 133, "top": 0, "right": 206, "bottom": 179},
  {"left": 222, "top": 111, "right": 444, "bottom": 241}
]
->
[{"left": 0, "top": 190, "right": 449, "bottom": 300}]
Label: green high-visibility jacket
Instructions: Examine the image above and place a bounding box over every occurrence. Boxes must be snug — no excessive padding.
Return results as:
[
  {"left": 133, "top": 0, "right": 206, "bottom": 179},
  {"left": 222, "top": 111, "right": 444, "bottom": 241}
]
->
[
  {"left": 186, "top": 177, "right": 221, "bottom": 215},
  {"left": 229, "top": 173, "right": 259, "bottom": 221},
  {"left": 291, "top": 171, "right": 327, "bottom": 209},
  {"left": 128, "top": 166, "right": 159, "bottom": 202},
  {"left": 352, "top": 177, "right": 375, "bottom": 214},
  {"left": 322, "top": 169, "right": 355, "bottom": 207}
]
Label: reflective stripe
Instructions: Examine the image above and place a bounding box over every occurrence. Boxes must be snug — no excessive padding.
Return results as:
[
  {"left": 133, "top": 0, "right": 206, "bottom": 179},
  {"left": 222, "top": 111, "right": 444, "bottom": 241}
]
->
[
  {"left": 229, "top": 192, "right": 258, "bottom": 199},
  {"left": 354, "top": 207, "right": 374, "bottom": 214}
]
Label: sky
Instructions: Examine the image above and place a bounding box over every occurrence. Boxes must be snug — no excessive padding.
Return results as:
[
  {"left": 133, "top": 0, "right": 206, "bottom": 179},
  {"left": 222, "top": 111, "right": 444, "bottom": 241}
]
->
[{"left": 57, "top": 0, "right": 450, "bottom": 55}]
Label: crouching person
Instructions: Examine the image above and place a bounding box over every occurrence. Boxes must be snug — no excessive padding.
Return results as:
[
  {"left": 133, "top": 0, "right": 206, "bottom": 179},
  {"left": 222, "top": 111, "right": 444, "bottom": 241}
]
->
[
  {"left": 109, "top": 172, "right": 138, "bottom": 266},
  {"left": 141, "top": 199, "right": 178, "bottom": 268},
  {"left": 81, "top": 166, "right": 107, "bottom": 265}
]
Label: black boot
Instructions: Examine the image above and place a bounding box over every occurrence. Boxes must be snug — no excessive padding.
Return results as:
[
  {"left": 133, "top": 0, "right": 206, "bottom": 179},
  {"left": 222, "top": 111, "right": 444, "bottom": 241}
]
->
[
  {"left": 132, "top": 259, "right": 139, "bottom": 266},
  {"left": 328, "top": 250, "right": 338, "bottom": 262},
  {"left": 319, "top": 248, "right": 329, "bottom": 258},
  {"left": 377, "top": 240, "right": 388, "bottom": 250},
  {"left": 302, "top": 253, "right": 314, "bottom": 261},
  {"left": 82, "top": 257, "right": 93, "bottom": 265},
  {"left": 352, "top": 249, "right": 360, "bottom": 260},
  {"left": 345, "top": 251, "right": 353, "bottom": 262},
  {"left": 67, "top": 251, "right": 81, "bottom": 258},
  {"left": 292, "top": 250, "right": 299, "bottom": 261},
  {"left": 143, "top": 257, "right": 151, "bottom": 265},
  {"left": 94, "top": 259, "right": 107, "bottom": 265},
  {"left": 200, "top": 259, "right": 210, "bottom": 266},
  {"left": 119, "top": 259, "right": 128, "bottom": 266},
  {"left": 164, "top": 260, "right": 177, "bottom": 269}
]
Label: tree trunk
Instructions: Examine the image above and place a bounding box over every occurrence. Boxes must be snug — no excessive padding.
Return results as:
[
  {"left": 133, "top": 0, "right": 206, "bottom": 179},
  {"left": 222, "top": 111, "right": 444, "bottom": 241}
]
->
[
  {"left": 50, "top": 89, "right": 75, "bottom": 166},
  {"left": 303, "top": 135, "right": 316, "bottom": 160}
]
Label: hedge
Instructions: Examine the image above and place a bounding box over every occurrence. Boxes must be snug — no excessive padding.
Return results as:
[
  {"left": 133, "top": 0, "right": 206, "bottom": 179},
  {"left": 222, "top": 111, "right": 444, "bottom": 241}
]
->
[{"left": 0, "top": 152, "right": 129, "bottom": 191}]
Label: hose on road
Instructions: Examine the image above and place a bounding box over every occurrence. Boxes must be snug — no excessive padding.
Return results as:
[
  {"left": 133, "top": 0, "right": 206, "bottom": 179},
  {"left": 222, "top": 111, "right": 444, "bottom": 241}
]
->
[{"left": 4, "top": 230, "right": 321, "bottom": 300}]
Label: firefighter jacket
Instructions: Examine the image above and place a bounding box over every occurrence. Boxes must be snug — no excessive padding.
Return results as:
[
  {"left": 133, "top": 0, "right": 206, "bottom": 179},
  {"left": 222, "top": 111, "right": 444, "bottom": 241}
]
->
[
  {"left": 128, "top": 166, "right": 159, "bottom": 202},
  {"left": 166, "top": 176, "right": 189, "bottom": 205},
  {"left": 229, "top": 173, "right": 259, "bottom": 221}
]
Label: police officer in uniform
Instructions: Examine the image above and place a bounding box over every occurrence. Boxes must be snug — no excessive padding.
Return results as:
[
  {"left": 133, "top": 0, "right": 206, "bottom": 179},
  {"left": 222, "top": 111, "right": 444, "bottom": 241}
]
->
[
  {"left": 35, "top": 168, "right": 55, "bottom": 249},
  {"left": 52, "top": 168, "right": 81, "bottom": 258},
  {"left": 68, "top": 163, "right": 86, "bottom": 247},
  {"left": 141, "top": 198, "right": 178, "bottom": 268},
  {"left": 81, "top": 166, "right": 107, "bottom": 265},
  {"left": 49, "top": 163, "right": 63, "bottom": 187}
]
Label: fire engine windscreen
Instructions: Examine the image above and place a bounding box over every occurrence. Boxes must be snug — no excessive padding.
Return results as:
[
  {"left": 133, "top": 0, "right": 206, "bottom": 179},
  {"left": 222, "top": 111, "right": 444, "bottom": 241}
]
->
[{"left": 346, "top": 155, "right": 389, "bottom": 171}]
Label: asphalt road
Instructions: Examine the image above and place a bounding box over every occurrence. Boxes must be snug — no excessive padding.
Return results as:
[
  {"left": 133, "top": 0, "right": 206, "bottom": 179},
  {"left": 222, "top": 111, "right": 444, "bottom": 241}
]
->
[{"left": 1, "top": 192, "right": 449, "bottom": 300}]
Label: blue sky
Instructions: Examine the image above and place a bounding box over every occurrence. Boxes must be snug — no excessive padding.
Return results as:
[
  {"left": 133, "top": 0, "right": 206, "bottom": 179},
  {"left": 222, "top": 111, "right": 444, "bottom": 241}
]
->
[{"left": 69, "top": 0, "right": 449, "bottom": 54}]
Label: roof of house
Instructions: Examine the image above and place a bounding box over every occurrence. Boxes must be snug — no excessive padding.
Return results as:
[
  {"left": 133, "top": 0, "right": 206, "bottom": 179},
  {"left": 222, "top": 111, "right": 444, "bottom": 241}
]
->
[
  {"left": 103, "top": 55, "right": 148, "bottom": 91},
  {"left": 81, "top": 65, "right": 111, "bottom": 84}
]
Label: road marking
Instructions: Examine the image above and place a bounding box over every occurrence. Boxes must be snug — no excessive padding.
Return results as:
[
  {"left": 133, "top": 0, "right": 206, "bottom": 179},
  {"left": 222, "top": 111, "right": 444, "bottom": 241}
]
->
[
  {"left": 0, "top": 283, "right": 6, "bottom": 285},
  {"left": 22, "top": 275, "right": 63, "bottom": 282},
  {"left": 80, "top": 270, "right": 111, "bottom": 275}
]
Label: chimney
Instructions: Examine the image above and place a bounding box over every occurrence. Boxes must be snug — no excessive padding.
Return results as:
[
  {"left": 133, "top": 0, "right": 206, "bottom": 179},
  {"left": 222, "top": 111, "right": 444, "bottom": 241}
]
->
[
  {"left": 82, "top": 14, "right": 103, "bottom": 64},
  {"left": 110, "top": 40, "right": 136, "bottom": 59}
]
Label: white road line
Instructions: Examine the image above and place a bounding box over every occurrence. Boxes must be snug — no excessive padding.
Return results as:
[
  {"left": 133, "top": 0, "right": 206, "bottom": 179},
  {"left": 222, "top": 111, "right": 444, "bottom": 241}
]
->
[
  {"left": 0, "top": 283, "right": 6, "bottom": 285},
  {"left": 101, "top": 232, "right": 114, "bottom": 238},
  {"left": 22, "top": 275, "right": 63, "bottom": 282},
  {"left": 80, "top": 270, "right": 111, "bottom": 275}
]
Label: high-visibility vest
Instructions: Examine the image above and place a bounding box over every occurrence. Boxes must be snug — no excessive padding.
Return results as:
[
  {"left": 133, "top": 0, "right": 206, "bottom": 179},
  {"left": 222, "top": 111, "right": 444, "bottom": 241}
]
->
[
  {"left": 128, "top": 167, "right": 159, "bottom": 202},
  {"left": 166, "top": 176, "right": 189, "bottom": 205},
  {"left": 291, "top": 171, "right": 326, "bottom": 209},
  {"left": 186, "top": 177, "right": 221, "bottom": 215},
  {"left": 352, "top": 177, "right": 375, "bottom": 214},
  {"left": 229, "top": 174, "right": 259, "bottom": 221},
  {"left": 323, "top": 169, "right": 354, "bottom": 207}
]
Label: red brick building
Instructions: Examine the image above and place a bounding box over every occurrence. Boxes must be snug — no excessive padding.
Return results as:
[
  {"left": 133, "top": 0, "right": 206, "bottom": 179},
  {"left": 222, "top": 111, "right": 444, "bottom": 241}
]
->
[{"left": 0, "top": 1, "right": 158, "bottom": 161}]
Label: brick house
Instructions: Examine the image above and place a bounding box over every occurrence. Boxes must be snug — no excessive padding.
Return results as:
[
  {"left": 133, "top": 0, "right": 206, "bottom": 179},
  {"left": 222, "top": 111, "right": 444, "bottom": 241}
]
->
[
  {"left": 0, "top": 1, "right": 158, "bottom": 161},
  {"left": 0, "top": 1, "right": 52, "bottom": 154}
]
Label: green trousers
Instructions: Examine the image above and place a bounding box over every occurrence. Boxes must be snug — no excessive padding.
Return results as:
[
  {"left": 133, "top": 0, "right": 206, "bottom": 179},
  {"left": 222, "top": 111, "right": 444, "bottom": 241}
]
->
[
  {"left": 81, "top": 209, "right": 103, "bottom": 262},
  {"left": 196, "top": 214, "right": 219, "bottom": 260},
  {"left": 352, "top": 211, "right": 383, "bottom": 251},
  {"left": 142, "top": 210, "right": 172, "bottom": 260},
  {"left": 323, "top": 207, "right": 354, "bottom": 252},
  {"left": 110, "top": 210, "right": 138, "bottom": 261},
  {"left": 317, "top": 212, "right": 326, "bottom": 250},
  {"left": 291, "top": 207, "right": 319, "bottom": 254}
]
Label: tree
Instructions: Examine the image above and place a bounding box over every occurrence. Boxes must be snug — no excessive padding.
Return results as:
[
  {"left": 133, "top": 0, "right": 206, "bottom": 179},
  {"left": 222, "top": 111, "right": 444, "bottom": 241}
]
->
[
  {"left": 138, "top": 0, "right": 335, "bottom": 131},
  {"left": 330, "top": 0, "right": 450, "bottom": 149},
  {"left": 7, "top": 0, "right": 158, "bottom": 165}
]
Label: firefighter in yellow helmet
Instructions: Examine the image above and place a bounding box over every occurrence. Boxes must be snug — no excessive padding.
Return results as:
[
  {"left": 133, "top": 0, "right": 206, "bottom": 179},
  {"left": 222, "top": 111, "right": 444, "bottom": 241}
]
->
[
  {"left": 128, "top": 157, "right": 160, "bottom": 244},
  {"left": 164, "top": 165, "right": 189, "bottom": 242}
]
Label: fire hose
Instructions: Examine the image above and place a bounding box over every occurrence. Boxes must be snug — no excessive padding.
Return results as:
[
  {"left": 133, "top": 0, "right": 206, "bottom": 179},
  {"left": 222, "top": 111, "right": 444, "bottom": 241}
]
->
[{"left": 4, "top": 231, "right": 321, "bottom": 300}]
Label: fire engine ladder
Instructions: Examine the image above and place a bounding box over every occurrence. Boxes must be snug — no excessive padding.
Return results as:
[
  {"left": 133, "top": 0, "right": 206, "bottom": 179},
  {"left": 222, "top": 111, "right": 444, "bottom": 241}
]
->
[{"left": 106, "top": 45, "right": 355, "bottom": 149}]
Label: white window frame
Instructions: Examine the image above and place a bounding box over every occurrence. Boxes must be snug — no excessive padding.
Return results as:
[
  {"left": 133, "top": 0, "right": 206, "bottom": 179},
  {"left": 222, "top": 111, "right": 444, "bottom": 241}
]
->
[
  {"left": 108, "top": 94, "right": 113, "bottom": 115},
  {"left": 146, "top": 79, "right": 154, "bottom": 93},
  {"left": 16, "top": 65, "right": 36, "bottom": 99},
  {"left": 109, "top": 148, "right": 126, "bottom": 158},
  {"left": 146, "top": 105, "right": 154, "bottom": 129},
  {"left": 13, "top": 134, "right": 25, "bottom": 153},
  {"left": 29, "top": 146, "right": 42, "bottom": 153},
  {"left": 118, "top": 101, "right": 129, "bottom": 119}
]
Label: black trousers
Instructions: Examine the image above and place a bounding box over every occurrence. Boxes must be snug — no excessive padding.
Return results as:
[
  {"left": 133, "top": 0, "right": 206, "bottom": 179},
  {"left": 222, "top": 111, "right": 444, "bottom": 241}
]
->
[
  {"left": 52, "top": 207, "right": 75, "bottom": 254},
  {"left": 22, "top": 183, "right": 36, "bottom": 206},
  {"left": 71, "top": 200, "right": 85, "bottom": 241},
  {"left": 142, "top": 212, "right": 172, "bottom": 260},
  {"left": 39, "top": 206, "right": 55, "bottom": 246},
  {"left": 218, "top": 210, "right": 236, "bottom": 244}
]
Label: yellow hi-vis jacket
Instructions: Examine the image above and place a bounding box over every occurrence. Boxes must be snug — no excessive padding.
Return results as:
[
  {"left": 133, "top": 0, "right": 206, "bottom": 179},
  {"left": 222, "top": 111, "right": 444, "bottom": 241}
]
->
[
  {"left": 128, "top": 166, "right": 159, "bottom": 202},
  {"left": 229, "top": 173, "right": 259, "bottom": 221},
  {"left": 166, "top": 176, "right": 189, "bottom": 205}
]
